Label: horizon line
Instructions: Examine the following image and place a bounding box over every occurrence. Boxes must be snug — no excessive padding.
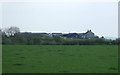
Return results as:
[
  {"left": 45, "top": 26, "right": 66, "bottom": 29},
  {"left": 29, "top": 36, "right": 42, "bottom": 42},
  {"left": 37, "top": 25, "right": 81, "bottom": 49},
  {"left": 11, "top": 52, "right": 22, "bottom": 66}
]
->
[{"left": 20, "top": 31, "right": 118, "bottom": 38}]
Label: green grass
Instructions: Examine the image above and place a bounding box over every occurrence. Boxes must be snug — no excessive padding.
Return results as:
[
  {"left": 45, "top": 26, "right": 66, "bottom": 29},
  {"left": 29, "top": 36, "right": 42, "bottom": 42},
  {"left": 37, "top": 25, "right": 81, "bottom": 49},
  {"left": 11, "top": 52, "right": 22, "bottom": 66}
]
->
[{"left": 2, "top": 45, "right": 118, "bottom": 73}]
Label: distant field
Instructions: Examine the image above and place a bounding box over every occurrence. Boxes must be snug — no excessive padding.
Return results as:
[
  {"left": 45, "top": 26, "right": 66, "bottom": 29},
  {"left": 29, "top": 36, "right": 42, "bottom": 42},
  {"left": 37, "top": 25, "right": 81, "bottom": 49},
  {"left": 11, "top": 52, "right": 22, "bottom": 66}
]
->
[{"left": 2, "top": 45, "right": 118, "bottom": 73}]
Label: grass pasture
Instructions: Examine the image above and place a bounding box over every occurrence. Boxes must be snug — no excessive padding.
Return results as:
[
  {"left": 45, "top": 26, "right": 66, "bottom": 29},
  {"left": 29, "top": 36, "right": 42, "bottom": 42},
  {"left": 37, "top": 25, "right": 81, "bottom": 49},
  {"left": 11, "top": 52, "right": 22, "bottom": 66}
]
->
[{"left": 2, "top": 45, "right": 118, "bottom": 73}]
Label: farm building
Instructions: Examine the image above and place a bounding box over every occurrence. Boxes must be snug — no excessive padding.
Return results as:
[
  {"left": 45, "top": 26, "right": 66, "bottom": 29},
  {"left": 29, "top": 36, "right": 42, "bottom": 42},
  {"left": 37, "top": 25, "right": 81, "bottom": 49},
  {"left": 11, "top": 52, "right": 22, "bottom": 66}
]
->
[
  {"left": 61, "top": 30, "right": 98, "bottom": 39},
  {"left": 21, "top": 30, "right": 98, "bottom": 39}
]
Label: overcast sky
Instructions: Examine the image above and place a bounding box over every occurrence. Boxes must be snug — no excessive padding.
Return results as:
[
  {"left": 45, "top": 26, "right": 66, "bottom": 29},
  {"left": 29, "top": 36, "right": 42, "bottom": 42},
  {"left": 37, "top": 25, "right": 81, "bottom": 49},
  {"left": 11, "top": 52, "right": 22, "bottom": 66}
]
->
[{"left": 1, "top": 1, "right": 118, "bottom": 38}]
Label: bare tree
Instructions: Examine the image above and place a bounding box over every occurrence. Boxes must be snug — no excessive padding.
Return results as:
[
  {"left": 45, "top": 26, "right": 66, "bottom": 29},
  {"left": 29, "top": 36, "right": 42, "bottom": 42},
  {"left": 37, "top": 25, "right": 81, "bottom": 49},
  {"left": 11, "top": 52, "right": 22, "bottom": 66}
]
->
[
  {"left": 0, "top": 28, "right": 2, "bottom": 44},
  {"left": 4, "top": 26, "right": 20, "bottom": 37},
  {"left": 0, "top": 28, "right": 1, "bottom": 39}
]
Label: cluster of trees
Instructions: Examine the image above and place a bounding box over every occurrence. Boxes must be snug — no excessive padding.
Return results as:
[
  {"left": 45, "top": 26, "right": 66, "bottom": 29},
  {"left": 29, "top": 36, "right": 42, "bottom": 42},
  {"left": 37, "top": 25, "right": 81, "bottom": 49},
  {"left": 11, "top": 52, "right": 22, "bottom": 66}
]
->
[{"left": 1, "top": 26, "right": 120, "bottom": 45}]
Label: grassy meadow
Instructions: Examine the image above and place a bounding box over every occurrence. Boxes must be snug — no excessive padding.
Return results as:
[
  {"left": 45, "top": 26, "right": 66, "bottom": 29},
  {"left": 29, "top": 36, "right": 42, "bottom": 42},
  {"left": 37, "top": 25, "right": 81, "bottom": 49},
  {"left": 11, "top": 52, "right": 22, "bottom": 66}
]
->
[{"left": 2, "top": 45, "right": 118, "bottom": 73}]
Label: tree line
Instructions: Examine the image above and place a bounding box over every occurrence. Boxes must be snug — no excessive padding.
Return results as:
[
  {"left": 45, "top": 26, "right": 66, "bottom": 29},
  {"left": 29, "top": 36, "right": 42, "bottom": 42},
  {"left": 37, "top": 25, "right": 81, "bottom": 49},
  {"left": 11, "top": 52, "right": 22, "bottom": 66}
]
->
[{"left": 1, "top": 26, "right": 120, "bottom": 45}]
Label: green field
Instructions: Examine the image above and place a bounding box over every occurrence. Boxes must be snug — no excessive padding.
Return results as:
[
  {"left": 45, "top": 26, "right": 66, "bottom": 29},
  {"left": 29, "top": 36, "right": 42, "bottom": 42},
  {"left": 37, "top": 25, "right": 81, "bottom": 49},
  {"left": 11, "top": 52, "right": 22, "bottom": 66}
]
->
[{"left": 2, "top": 45, "right": 118, "bottom": 73}]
